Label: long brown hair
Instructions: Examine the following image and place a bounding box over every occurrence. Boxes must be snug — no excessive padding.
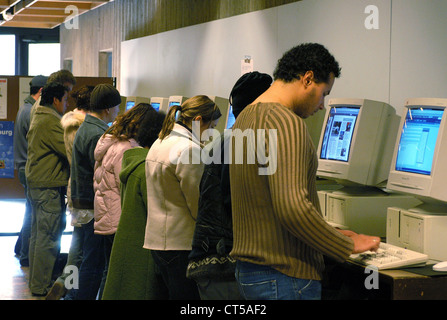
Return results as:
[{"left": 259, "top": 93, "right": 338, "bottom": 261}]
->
[
  {"left": 104, "top": 103, "right": 155, "bottom": 141},
  {"left": 158, "top": 95, "right": 221, "bottom": 140}
]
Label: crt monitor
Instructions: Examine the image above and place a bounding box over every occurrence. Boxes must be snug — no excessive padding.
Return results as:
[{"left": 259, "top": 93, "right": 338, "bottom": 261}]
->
[
  {"left": 168, "top": 96, "right": 188, "bottom": 112},
  {"left": 317, "top": 98, "right": 400, "bottom": 187},
  {"left": 304, "top": 107, "right": 326, "bottom": 149},
  {"left": 126, "top": 96, "right": 151, "bottom": 111},
  {"left": 387, "top": 98, "right": 447, "bottom": 205},
  {"left": 208, "top": 95, "right": 229, "bottom": 134},
  {"left": 150, "top": 97, "right": 169, "bottom": 113}
]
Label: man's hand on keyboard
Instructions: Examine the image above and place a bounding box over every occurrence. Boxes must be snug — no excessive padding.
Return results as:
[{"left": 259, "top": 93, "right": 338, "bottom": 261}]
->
[{"left": 339, "top": 230, "right": 381, "bottom": 254}]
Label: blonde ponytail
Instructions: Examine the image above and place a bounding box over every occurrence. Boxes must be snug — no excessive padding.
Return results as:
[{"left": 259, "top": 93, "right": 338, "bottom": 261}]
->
[{"left": 158, "top": 95, "right": 222, "bottom": 140}]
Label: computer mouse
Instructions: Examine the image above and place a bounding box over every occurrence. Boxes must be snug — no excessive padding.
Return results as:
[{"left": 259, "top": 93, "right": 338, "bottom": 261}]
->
[{"left": 433, "top": 261, "right": 447, "bottom": 272}]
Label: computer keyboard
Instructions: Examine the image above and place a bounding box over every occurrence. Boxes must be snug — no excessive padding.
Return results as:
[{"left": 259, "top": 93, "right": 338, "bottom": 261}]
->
[{"left": 349, "top": 242, "right": 429, "bottom": 270}]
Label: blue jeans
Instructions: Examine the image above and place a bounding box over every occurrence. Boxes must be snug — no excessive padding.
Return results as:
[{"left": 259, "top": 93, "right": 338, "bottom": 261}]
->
[
  {"left": 75, "top": 219, "right": 105, "bottom": 300},
  {"left": 235, "top": 261, "right": 321, "bottom": 300}
]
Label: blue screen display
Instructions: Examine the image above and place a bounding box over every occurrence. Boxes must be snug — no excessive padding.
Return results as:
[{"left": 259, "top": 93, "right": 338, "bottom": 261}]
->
[
  {"left": 151, "top": 103, "right": 160, "bottom": 112},
  {"left": 126, "top": 101, "right": 135, "bottom": 111},
  {"left": 320, "top": 106, "right": 360, "bottom": 162},
  {"left": 395, "top": 108, "right": 444, "bottom": 175},
  {"left": 226, "top": 105, "right": 236, "bottom": 129}
]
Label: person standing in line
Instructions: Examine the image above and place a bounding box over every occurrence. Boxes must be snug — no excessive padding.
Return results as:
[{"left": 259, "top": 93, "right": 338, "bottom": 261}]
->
[
  {"left": 187, "top": 72, "right": 273, "bottom": 300},
  {"left": 70, "top": 83, "right": 121, "bottom": 300},
  {"left": 102, "top": 108, "right": 168, "bottom": 300},
  {"left": 229, "top": 43, "right": 381, "bottom": 300},
  {"left": 46, "top": 85, "right": 94, "bottom": 300},
  {"left": 144, "top": 95, "right": 221, "bottom": 300},
  {"left": 13, "top": 75, "right": 47, "bottom": 267},
  {"left": 29, "top": 70, "right": 76, "bottom": 123},
  {"left": 93, "top": 103, "right": 158, "bottom": 298},
  {"left": 25, "top": 83, "right": 70, "bottom": 296}
]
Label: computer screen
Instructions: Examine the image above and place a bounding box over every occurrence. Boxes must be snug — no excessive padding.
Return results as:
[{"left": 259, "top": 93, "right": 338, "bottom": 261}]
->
[
  {"left": 317, "top": 99, "right": 399, "bottom": 187},
  {"left": 395, "top": 108, "right": 444, "bottom": 175},
  {"left": 320, "top": 106, "right": 360, "bottom": 162},
  {"left": 126, "top": 101, "right": 135, "bottom": 111},
  {"left": 151, "top": 102, "right": 160, "bottom": 112},
  {"left": 387, "top": 98, "right": 447, "bottom": 206},
  {"left": 226, "top": 105, "right": 236, "bottom": 129}
]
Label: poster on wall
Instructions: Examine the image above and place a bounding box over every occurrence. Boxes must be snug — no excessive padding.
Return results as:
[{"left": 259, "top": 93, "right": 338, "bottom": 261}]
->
[
  {"left": 0, "top": 79, "right": 7, "bottom": 119},
  {"left": 241, "top": 56, "right": 254, "bottom": 75},
  {"left": 0, "top": 121, "right": 14, "bottom": 178}
]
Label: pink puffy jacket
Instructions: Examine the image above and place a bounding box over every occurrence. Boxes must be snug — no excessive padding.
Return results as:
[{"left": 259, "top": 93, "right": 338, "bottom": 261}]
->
[{"left": 93, "top": 134, "right": 139, "bottom": 235}]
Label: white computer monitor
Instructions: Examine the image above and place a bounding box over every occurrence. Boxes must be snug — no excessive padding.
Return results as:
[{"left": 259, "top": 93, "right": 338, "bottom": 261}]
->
[
  {"left": 168, "top": 96, "right": 188, "bottom": 112},
  {"left": 126, "top": 96, "right": 151, "bottom": 111},
  {"left": 317, "top": 98, "right": 400, "bottom": 187},
  {"left": 304, "top": 107, "right": 326, "bottom": 150},
  {"left": 387, "top": 98, "right": 447, "bottom": 206},
  {"left": 150, "top": 97, "right": 169, "bottom": 113},
  {"left": 208, "top": 95, "right": 229, "bottom": 134}
]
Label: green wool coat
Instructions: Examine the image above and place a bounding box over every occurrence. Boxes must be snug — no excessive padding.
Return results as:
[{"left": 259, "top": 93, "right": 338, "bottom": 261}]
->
[{"left": 102, "top": 147, "right": 168, "bottom": 300}]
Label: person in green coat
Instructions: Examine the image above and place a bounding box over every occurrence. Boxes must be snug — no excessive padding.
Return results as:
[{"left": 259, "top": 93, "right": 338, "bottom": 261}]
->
[{"left": 102, "top": 107, "right": 168, "bottom": 300}]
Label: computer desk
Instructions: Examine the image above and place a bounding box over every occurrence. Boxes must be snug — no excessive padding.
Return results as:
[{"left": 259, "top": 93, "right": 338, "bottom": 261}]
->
[{"left": 323, "top": 259, "right": 447, "bottom": 300}]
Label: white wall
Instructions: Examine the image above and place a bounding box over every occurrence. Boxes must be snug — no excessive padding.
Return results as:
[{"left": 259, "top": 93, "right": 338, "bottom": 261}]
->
[
  {"left": 390, "top": 0, "right": 447, "bottom": 115},
  {"left": 120, "top": 0, "right": 447, "bottom": 116},
  {"left": 120, "top": 7, "right": 279, "bottom": 100}
]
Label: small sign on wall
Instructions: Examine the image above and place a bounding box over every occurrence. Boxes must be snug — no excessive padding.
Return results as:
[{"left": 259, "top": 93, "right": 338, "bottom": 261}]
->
[
  {"left": 0, "top": 79, "right": 7, "bottom": 119},
  {"left": 241, "top": 55, "right": 253, "bottom": 75}
]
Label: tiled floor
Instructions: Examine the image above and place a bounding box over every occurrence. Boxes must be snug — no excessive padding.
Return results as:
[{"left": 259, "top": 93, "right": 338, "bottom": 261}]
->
[{"left": 0, "top": 200, "right": 72, "bottom": 300}]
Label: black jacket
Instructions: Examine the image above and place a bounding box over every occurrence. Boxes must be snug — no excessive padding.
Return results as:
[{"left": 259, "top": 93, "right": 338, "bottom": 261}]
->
[{"left": 187, "top": 133, "right": 236, "bottom": 280}]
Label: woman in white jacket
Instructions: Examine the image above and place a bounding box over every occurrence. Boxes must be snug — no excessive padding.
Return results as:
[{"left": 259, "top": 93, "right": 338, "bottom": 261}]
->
[
  {"left": 144, "top": 95, "right": 221, "bottom": 300},
  {"left": 94, "top": 102, "right": 159, "bottom": 298}
]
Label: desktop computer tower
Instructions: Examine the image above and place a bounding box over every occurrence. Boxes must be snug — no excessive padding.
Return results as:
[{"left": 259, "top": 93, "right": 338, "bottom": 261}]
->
[
  {"left": 387, "top": 207, "right": 447, "bottom": 261},
  {"left": 319, "top": 190, "right": 421, "bottom": 237}
]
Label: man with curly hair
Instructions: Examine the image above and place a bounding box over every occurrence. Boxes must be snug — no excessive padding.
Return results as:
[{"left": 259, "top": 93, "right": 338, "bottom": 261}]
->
[{"left": 229, "top": 43, "right": 381, "bottom": 300}]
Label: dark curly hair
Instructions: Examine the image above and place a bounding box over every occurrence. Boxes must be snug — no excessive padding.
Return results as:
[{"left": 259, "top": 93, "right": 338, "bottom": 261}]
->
[
  {"left": 273, "top": 43, "right": 341, "bottom": 83},
  {"left": 40, "top": 83, "right": 69, "bottom": 107}
]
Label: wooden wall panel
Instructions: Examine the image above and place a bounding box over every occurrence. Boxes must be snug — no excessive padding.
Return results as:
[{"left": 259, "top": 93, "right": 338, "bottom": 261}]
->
[{"left": 60, "top": 0, "right": 301, "bottom": 90}]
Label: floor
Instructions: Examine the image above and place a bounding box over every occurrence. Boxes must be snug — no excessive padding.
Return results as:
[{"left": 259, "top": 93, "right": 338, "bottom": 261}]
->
[{"left": 0, "top": 200, "right": 72, "bottom": 300}]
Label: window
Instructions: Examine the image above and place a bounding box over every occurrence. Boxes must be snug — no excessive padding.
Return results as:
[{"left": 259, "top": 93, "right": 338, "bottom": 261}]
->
[
  {"left": 99, "top": 50, "right": 113, "bottom": 77},
  {"left": 0, "top": 35, "right": 16, "bottom": 75},
  {"left": 28, "top": 43, "right": 61, "bottom": 76}
]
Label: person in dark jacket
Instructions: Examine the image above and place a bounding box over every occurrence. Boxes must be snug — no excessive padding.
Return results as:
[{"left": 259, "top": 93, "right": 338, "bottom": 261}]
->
[
  {"left": 70, "top": 83, "right": 121, "bottom": 300},
  {"left": 187, "top": 72, "right": 272, "bottom": 299}
]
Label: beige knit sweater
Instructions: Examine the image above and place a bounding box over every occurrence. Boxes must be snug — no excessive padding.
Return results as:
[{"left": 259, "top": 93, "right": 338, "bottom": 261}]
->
[{"left": 229, "top": 102, "right": 354, "bottom": 280}]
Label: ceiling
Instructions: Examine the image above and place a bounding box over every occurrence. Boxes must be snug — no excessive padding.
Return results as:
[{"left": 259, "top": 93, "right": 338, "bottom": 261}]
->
[{"left": 0, "top": 0, "right": 111, "bottom": 29}]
